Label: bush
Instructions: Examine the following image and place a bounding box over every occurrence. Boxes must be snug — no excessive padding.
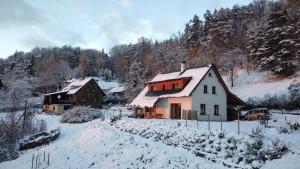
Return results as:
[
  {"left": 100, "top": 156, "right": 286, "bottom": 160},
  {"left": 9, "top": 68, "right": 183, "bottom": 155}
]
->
[
  {"left": 259, "top": 139, "right": 288, "bottom": 160},
  {"left": 61, "top": 106, "right": 104, "bottom": 123},
  {"left": 245, "top": 81, "right": 300, "bottom": 110},
  {"left": 0, "top": 110, "right": 46, "bottom": 162}
]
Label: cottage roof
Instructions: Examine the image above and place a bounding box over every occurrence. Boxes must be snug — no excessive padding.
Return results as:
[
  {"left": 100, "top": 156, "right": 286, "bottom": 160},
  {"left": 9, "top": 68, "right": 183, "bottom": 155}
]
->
[
  {"left": 130, "top": 64, "right": 245, "bottom": 107},
  {"left": 131, "top": 65, "right": 211, "bottom": 107},
  {"left": 61, "top": 77, "right": 94, "bottom": 94}
]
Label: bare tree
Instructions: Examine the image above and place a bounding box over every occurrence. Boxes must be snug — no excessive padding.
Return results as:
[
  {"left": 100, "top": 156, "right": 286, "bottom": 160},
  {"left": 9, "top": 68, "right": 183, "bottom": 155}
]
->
[{"left": 220, "top": 48, "right": 245, "bottom": 87}]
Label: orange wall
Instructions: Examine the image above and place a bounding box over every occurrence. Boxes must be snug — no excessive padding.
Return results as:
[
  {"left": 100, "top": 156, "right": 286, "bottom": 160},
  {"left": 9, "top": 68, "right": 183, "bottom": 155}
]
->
[{"left": 148, "top": 79, "right": 187, "bottom": 91}]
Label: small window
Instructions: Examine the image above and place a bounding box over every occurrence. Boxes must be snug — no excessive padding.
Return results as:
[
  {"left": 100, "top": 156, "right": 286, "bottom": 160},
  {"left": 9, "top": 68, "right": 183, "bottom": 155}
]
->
[
  {"left": 204, "top": 85, "right": 208, "bottom": 93},
  {"left": 214, "top": 105, "right": 219, "bottom": 115},
  {"left": 212, "top": 86, "right": 216, "bottom": 94},
  {"left": 162, "top": 85, "right": 165, "bottom": 90},
  {"left": 200, "top": 104, "right": 206, "bottom": 115},
  {"left": 151, "top": 86, "right": 157, "bottom": 91},
  {"left": 172, "top": 83, "right": 179, "bottom": 90},
  {"left": 208, "top": 73, "right": 212, "bottom": 77}
]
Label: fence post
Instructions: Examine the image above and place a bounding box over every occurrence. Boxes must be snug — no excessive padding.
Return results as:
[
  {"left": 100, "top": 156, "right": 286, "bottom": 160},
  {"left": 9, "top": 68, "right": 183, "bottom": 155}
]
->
[
  {"left": 47, "top": 152, "right": 50, "bottom": 166},
  {"left": 32, "top": 154, "right": 34, "bottom": 169},
  {"left": 35, "top": 154, "right": 38, "bottom": 169},
  {"left": 208, "top": 112, "right": 211, "bottom": 132},
  {"left": 185, "top": 111, "right": 188, "bottom": 128},
  {"left": 220, "top": 114, "right": 223, "bottom": 132},
  {"left": 196, "top": 111, "right": 199, "bottom": 130},
  {"left": 238, "top": 111, "right": 240, "bottom": 135}
]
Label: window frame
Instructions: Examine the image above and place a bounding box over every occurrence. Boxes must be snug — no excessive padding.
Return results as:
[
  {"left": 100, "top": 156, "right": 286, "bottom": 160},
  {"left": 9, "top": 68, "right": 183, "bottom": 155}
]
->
[
  {"left": 200, "top": 104, "right": 206, "bottom": 115},
  {"left": 214, "top": 105, "right": 219, "bottom": 116},
  {"left": 212, "top": 86, "right": 216, "bottom": 94},
  {"left": 204, "top": 85, "right": 208, "bottom": 93}
]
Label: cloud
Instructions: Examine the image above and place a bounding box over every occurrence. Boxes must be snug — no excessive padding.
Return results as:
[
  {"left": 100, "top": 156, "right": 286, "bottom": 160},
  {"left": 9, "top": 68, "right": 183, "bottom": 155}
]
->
[
  {"left": 119, "top": 0, "right": 132, "bottom": 7},
  {"left": 80, "top": 42, "right": 104, "bottom": 50},
  {"left": 21, "top": 34, "right": 55, "bottom": 48},
  {"left": 0, "top": 0, "right": 44, "bottom": 27}
]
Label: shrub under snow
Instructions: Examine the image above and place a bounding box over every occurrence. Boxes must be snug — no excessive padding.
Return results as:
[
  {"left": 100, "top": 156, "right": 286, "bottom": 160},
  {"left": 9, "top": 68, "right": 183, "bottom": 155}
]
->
[{"left": 61, "top": 106, "right": 104, "bottom": 123}]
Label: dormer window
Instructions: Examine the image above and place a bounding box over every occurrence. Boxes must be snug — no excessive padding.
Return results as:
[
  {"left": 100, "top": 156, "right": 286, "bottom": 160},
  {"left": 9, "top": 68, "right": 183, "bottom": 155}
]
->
[
  {"left": 172, "top": 83, "right": 179, "bottom": 90},
  {"left": 151, "top": 86, "right": 157, "bottom": 91}
]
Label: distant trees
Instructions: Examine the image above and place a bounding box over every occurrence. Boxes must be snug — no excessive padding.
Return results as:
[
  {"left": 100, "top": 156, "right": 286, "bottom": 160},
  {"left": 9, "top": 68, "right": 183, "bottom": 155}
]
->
[
  {"left": 247, "top": 0, "right": 299, "bottom": 75},
  {"left": 0, "top": 0, "right": 298, "bottom": 103}
]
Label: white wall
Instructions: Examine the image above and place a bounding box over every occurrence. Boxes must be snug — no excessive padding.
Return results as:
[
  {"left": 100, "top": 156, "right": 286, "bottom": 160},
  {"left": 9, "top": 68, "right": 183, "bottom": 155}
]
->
[{"left": 191, "top": 68, "right": 227, "bottom": 121}]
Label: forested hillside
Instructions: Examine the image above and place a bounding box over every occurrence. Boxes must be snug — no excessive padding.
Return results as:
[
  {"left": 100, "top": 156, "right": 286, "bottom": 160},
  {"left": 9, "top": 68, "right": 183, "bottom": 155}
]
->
[{"left": 0, "top": 0, "right": 299, "bottom": 104}]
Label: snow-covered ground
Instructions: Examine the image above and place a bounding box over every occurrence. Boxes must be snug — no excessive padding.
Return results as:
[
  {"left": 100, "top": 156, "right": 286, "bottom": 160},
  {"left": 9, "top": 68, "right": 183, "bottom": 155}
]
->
[
  {"left": 223, "top": 69, "right": 300, "bottom": 100},
  {"left": 1, "top": 108, "right": 299, "bottom": 169}
]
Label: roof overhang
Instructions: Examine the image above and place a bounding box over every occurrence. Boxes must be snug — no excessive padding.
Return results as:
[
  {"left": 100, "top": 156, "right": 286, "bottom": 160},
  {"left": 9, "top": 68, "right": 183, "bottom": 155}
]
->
[{"left": 146, "top": 77, "right": 192, "bottom": 84}]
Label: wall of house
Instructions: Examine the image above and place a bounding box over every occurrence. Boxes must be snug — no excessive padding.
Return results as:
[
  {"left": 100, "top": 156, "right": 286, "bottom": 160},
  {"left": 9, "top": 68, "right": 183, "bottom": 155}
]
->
[
  {"left": 75, "top": 80, "right": 104, "bottom": 108},
  {"left": 191, "top": 68, "right": 227, "bottom": 121},
  {"left": 43, "top": 104, "right": 66, "bottom": 113},
  {"left": 154, "top": 97, "right": 192, "bottom": 119}
]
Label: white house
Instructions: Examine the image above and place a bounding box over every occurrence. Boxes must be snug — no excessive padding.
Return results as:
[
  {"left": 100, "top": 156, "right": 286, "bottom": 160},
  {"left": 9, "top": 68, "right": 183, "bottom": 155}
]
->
[{"left": 130, "top": 63, "right": 245, "bottom": 121}]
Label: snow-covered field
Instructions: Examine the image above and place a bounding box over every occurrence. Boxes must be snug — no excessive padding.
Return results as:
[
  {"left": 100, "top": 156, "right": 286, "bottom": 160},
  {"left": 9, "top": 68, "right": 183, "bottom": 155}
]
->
[
  {"left": 1, "top": 108, "right": 300, "bottom": 169},
  {"left": 223, "top": 70, "right": 300, "bottom": 100}
]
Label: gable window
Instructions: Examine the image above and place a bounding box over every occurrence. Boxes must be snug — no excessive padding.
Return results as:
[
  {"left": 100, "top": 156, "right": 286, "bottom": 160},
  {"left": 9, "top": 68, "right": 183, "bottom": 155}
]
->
[
  {"left": 208, "top": 73, "right": 212, "bottom": 77},
  {"left": 204, "top": 85, "right": 208, "bottom": 93},
  {"left": 200, "top": 104, "right": 206, "bottom": 115},
  {"left": 212, "top": 86, "right": 216, "bottom": 94},
  {"left": 214, "top": 105, "right": 219, "bottom": 115}
]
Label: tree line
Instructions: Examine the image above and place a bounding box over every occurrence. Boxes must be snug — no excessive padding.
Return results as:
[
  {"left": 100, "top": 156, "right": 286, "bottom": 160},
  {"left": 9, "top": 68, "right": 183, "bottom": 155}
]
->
[{"left": 0, "top": 0, "right": 299, "bottom": 104}]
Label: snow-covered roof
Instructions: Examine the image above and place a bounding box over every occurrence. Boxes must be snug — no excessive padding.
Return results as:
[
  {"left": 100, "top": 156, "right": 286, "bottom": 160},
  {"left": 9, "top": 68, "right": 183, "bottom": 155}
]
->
[
  {"left": 130, "top": 65, "right": 211, "bottom": 107},
  {"left": 108, "top": 86, "right": 125, "bottom": 94},
  {"left": 61, "top": 78, "right": 93, "bottom": 95}
]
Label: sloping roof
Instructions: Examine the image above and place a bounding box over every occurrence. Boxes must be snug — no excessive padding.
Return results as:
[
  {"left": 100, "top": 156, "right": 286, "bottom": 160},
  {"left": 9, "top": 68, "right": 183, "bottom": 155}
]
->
[
  {"left": 61, "top": 78, "right": 94, "bottom": 94},
  {"left": 108, "top": 86, "right": 125, "bottom": 94},
  {"left": 130, "top": 64, "right": 246, "bottom": 107},
  {"left": 130, "top": 65, "right": 211, "bottom": 107},
  {"left": 130, "top": 87, "right": 159, "bottom": 107}
]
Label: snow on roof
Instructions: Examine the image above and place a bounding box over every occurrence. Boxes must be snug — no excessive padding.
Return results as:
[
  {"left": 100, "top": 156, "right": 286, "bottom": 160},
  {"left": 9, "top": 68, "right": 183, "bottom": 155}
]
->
[
  {"left": 130, "top": 65, "right": 211, "bottom": 107},
  {"left": 61, "top": 78, "right": 93, "bottom": 95},
  {"left": 93, "top": 77, "right": 121, "bottom": 90},
  {"left": 130, "top": 87, "right": 159, "bottom": 107},
  {"left": 108, "top": 86, "right": 125, "bottom": 94}
]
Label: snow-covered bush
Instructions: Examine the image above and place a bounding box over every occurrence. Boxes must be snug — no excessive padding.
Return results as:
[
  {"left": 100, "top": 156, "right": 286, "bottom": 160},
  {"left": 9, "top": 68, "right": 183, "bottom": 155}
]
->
[
  {"left": 61, "top": 106, "right": 104, "bottom": 123},
  {"left": 277, "top": 127, "right": 289, "bottom": 134},
  {"left": 259, "top": 138, "right": 288, "bottom": 161},
  {"left": 287, "top": 121, "right": 300, "bottom": 130}
]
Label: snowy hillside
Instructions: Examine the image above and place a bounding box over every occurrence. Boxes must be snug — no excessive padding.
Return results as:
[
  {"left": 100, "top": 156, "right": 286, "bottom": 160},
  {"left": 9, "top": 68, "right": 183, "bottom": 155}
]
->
[
  {"left": 1, "top": 108, "right": 300, "bottom": 169},
  {"left": 223, "top": 70, "right": 300, "bottom": 100}
]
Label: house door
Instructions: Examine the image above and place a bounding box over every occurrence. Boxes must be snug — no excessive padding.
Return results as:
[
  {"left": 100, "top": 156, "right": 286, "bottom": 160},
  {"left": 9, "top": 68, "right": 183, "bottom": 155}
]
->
[{"left": 170, "top": 103, "right": 181, "bottom": 119}]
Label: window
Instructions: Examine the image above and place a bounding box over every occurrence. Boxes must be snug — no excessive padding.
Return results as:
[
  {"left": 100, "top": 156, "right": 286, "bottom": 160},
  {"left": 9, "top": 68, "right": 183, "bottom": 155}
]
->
[
  {"left": 204, "top": 85, "right": 208, "bottom": 93},
  {"left": 212, "top": 86, "right": 216, "bottom": 94},
  {"left": 172, "top": 83, "right": 179, "bottom": 90},
  {"left": 162, "top": 85, "right": 165, "bottom": 90},
  {"left": 151, "top": 86, "right": 157, "bottom": 91},
  {"left": 200, "top": 104, "right": 206, "bottom": 115},
  {"left": 214, "top": 105, "right": 219, "bottom": 115},
  {"left": 208, "top": 73, "right": 212, "bottom": 77}
]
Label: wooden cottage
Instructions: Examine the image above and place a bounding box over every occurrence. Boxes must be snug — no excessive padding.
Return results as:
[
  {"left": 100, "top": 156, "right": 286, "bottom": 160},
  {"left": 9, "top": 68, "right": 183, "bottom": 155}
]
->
[
  {"left": 43, "top": 78, "right": 105, "bottom": 112},
  {"left": 130, "top": 63, "right": 245, "bottom": 121}
]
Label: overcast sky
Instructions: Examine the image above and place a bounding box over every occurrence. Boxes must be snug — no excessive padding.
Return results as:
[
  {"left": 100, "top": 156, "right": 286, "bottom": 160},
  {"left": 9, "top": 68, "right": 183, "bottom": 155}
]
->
[{"left": 0, "top": 0, "right": 253, "bottom": 58}]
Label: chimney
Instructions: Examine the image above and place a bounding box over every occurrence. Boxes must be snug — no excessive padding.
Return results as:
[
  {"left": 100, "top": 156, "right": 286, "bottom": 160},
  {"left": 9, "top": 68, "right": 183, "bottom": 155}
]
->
[{"left": 180, "top": 61, "right": 186, "bottom": 72}]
